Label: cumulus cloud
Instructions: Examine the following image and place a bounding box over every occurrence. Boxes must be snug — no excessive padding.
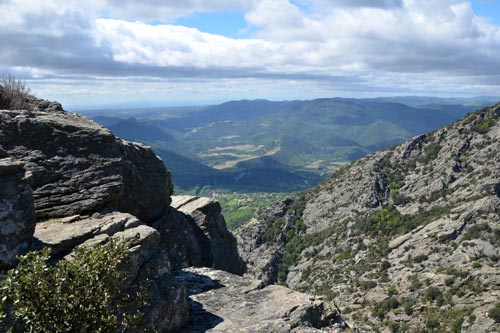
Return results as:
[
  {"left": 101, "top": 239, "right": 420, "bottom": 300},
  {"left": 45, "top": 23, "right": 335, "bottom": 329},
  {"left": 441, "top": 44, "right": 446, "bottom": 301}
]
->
[
  {"left": 94, "top": 19, "right": 279, "bottom": 69},
  {"left": 0, "top": 0, "right": 499, "bottom": 106}
]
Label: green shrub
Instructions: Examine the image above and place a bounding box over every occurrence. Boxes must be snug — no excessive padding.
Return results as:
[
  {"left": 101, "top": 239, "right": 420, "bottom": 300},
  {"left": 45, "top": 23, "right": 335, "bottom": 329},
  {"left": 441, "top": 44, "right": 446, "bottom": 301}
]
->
[
  {"left": 381, "top": 260, "right": 391, "bottom": 270},
  {"left": 424, "top": 286, "right": 444, "bottom": 304},
  {"left": 489, "top": 303, "right": 500, "bottom": 323},
  {"left": 426, "top": 317, "right": 440, "bottom": 331},
  {"left": 462, "top": 223, "right": 492, "bottom": 241},
  {"left": 0, "top": 239, "right": 149, "bottom": 332},
  {"left": 372, "top": 297, "right": 400, "bottom": 320},
  {"left": 414, "top": 254, "right": 428, "bottom": 263},
  {"left": 445, "top": 277, "right": 455, "bottom": 286},
  {"left": 473, "top": 118, "right": 495, "bottom": 134},
  {"left": 418, "top": 142, "right": 442, "bottom": 164},
  {"left": 408, "top": 274, "right": 423, "bottom": 291}
]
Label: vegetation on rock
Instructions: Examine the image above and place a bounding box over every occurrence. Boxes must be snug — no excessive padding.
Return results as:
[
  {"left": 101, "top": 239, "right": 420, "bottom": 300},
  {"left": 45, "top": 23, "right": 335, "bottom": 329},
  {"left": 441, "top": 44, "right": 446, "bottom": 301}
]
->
[
  {"left": 0, "top": 73, "right": 31, "bottom": 110},
  {"left": 0, "top": 239, "right": 149, "bottom": 333}
]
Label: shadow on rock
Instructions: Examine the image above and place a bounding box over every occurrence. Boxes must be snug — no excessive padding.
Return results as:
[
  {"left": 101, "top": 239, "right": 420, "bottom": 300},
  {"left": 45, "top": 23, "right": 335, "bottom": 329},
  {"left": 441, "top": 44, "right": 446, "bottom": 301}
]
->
[
  {"left": 179, "top": 300, "right": 224, "bottom": 333},
  {"left": 175, "top": 269, "right": 224, "bottom": 296}
]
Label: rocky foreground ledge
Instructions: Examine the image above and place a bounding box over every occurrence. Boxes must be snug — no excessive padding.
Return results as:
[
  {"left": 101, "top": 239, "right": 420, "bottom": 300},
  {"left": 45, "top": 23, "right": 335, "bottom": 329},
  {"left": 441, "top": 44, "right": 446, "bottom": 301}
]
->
[
  {"left": 176, "top": 267, "right": 347, "bottom": 333},
  {"left": 31, "top": 200, "right": 345, "bottom": 332}
]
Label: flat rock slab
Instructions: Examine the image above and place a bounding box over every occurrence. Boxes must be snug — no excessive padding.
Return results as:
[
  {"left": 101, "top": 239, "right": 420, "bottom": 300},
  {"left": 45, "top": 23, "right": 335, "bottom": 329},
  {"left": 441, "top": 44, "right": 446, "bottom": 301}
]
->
[
  {"left": 173, "top": 196, "right": 214, "bottom": 214},
  {"left": 176, "top": 267, "right": 340, "bottom": 333},
  {"left": 34, "top": 212, "right": 142, "bottom": 256},
  {"left": 171, "top": 196, "right": 201, "bottom": 210}
]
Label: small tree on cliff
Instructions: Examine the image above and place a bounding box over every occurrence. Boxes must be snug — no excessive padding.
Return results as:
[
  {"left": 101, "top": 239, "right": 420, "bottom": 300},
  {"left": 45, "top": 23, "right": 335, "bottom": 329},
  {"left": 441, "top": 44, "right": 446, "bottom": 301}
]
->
[{"left": 0, "top": 239, "right": 150, "bottom": 332}]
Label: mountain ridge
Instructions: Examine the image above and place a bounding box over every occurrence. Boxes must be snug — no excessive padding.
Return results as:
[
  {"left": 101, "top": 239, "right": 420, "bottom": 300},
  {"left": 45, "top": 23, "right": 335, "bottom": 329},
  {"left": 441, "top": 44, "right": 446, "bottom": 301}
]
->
[{"left": 91, "top": 96, "right": 488, "bottom": 193}]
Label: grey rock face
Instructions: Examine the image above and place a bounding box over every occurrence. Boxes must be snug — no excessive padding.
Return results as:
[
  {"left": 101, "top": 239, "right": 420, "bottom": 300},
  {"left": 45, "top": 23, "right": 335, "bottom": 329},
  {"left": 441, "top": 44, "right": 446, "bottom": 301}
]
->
[
  {"left": 0, "top": 105, "right": 172, "bottom": 222},
  {"left": 0, "top": 156, "right": 36, "bottom": 269},
  {"left": 236, "top": 198, "right": 294, "bottom": 285},
  {"left": 172, "top": 196, "right": 246, "bottom": 275},
  {"left": 152, "top": 206, "right": 203, "bottom": 270},
  {"left": 176, "top": 267, "right": 344, "bottom": 333}
]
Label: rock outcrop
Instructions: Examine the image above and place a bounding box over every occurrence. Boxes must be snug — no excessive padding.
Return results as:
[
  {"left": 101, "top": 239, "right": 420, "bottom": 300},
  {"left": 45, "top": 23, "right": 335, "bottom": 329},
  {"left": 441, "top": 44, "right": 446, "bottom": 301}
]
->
[
  {"left": 0, "top": 105, "right": 171, "bottom": 222},
  {"left": 176, "top": 267, "right": 346, "bottom": 333},
  {"left": 171, "top": 196, "right": 245, "bottom": 275},
  {"left": 0, "top": 151, "right": 36, "bottom": 269},
  {"left": 237, "top": 103, "right": 500, "bottom": 332}
]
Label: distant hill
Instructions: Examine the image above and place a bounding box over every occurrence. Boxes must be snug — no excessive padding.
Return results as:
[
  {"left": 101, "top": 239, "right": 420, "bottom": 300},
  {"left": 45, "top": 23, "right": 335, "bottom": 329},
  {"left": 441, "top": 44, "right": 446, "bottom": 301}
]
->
[
  {"left": 155, "top": 149, "right": 317, "bottom": 192},
  {"left": 108, "top": 118, "right": 176, "bottom": 143},
  {"left": 91, "top": 96, "right": 496, "bottom": 192},
  {"left": 366, "top": 95, "right": 500, "bottom": 107}
]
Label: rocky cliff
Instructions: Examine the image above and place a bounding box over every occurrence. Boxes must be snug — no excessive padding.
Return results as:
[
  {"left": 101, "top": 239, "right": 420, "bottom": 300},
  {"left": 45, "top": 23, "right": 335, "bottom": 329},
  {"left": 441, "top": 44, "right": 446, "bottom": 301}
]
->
[
  {"left": 237, "top": 103, "right": 500, "bottom": 332},
  {"left": 0, "top": 96, "right": 339, "bottom": 332},
  {"left": 0, "top": 100, "right": 171, "bottom": 222},
  {"left": 0, "top": 150, "right": 35, "bottom": 269}
]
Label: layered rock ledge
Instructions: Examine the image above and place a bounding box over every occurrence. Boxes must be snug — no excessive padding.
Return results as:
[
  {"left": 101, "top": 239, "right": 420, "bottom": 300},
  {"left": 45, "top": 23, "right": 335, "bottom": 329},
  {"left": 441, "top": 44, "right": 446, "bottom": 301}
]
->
[{"left": 0, "top": 105, "right": 171, "bottom": 222}]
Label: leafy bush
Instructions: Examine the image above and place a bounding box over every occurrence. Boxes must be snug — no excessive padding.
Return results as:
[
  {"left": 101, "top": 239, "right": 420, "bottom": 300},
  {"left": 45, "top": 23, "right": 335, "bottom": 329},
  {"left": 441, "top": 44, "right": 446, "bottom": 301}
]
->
[
  {"left": 413, "top": 254, "right": 429, "bottom": 263},
  {"left": 473, "top": 118, "right": 495, "bottom": 134},
  {"left": 417, "top": 142, "right": 442, "bottom": 164},
  {"left": 0, "top": 73, "right": 31, "bottom": 110},
  {"left": 462, "top": 223, "right": 492, "bottom": 241},
  {"left": 0, "top": 239, "right": 149, "bottom": 332},
  {"left": 489, "top": 303, "right": 500, "bottom": 323},
  {"left": 372, "top": 297, "right": 400, "bottom": 319},
  {"left": 424, "top": 286, "right": 444, "bottom": 304},
  {"left": 408, "top": 274, "right": 423, "bottom": 291}
]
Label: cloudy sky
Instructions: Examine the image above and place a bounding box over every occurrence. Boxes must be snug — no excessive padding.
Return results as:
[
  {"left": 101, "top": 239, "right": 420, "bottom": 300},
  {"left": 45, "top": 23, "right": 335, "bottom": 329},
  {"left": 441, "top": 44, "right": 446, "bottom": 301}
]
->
[{"left": 1, "top": 0, "right": 499, "bottom": 108}]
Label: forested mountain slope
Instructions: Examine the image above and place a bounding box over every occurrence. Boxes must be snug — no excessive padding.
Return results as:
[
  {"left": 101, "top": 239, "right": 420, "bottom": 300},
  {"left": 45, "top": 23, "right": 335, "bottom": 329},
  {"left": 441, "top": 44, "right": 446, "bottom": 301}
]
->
[{"left": 92, "top": 97, "right": 481, "bottom": 192}]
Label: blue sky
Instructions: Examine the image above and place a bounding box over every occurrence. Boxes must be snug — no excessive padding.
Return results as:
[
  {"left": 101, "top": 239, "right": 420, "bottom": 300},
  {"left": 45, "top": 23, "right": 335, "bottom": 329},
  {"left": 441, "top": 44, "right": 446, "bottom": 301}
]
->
[
  {"left": 472, "top": 0, "right": 500, "bottom": 24},
  {"left": 0, "top": 0, "right": 499, "bottom": 109},
  {"left": 173, "top": 11, "right": 253, "bottom": 39}
]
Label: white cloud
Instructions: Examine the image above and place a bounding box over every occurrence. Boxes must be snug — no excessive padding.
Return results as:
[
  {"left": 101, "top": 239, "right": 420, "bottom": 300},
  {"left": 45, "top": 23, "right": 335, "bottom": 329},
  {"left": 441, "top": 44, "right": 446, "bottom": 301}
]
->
[
  {"left": 1, "top": 0, "right": 500, "bottom": 105},
  {"left": 94, "top": 19, "right": 279, "bottom": 69}
]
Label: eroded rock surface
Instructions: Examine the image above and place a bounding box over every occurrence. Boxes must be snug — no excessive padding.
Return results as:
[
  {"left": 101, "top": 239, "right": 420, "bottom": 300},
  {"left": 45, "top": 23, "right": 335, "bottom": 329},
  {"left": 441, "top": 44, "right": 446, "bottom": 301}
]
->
[
  {"left": 0, "top": 105, "right": 171, "bottom": 222},
  {"left": 176, "top": 267, "right": 345, "bottom": 333},
  {"left": 0, "top": 153, "right": 36, "bottom": 269}
]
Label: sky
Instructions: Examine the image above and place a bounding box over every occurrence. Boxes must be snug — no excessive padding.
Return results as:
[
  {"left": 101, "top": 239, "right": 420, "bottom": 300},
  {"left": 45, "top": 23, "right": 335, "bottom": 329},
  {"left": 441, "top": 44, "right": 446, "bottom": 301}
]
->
[{"left": 1, "top": 0, "right": 499, "bottom": 109}]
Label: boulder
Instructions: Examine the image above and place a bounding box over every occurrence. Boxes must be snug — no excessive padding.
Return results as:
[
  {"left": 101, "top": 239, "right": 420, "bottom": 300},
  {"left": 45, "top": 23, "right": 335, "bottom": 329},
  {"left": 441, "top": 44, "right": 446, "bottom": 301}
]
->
[
  {"left": 0, "top": 105, "right": 172, "bottom": 222},
  {"left": 172, "top": 196, "right": 245, "bottom": 275},
  {"left": 0, "top": 156, "right": 36, "bottom": 269}
]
